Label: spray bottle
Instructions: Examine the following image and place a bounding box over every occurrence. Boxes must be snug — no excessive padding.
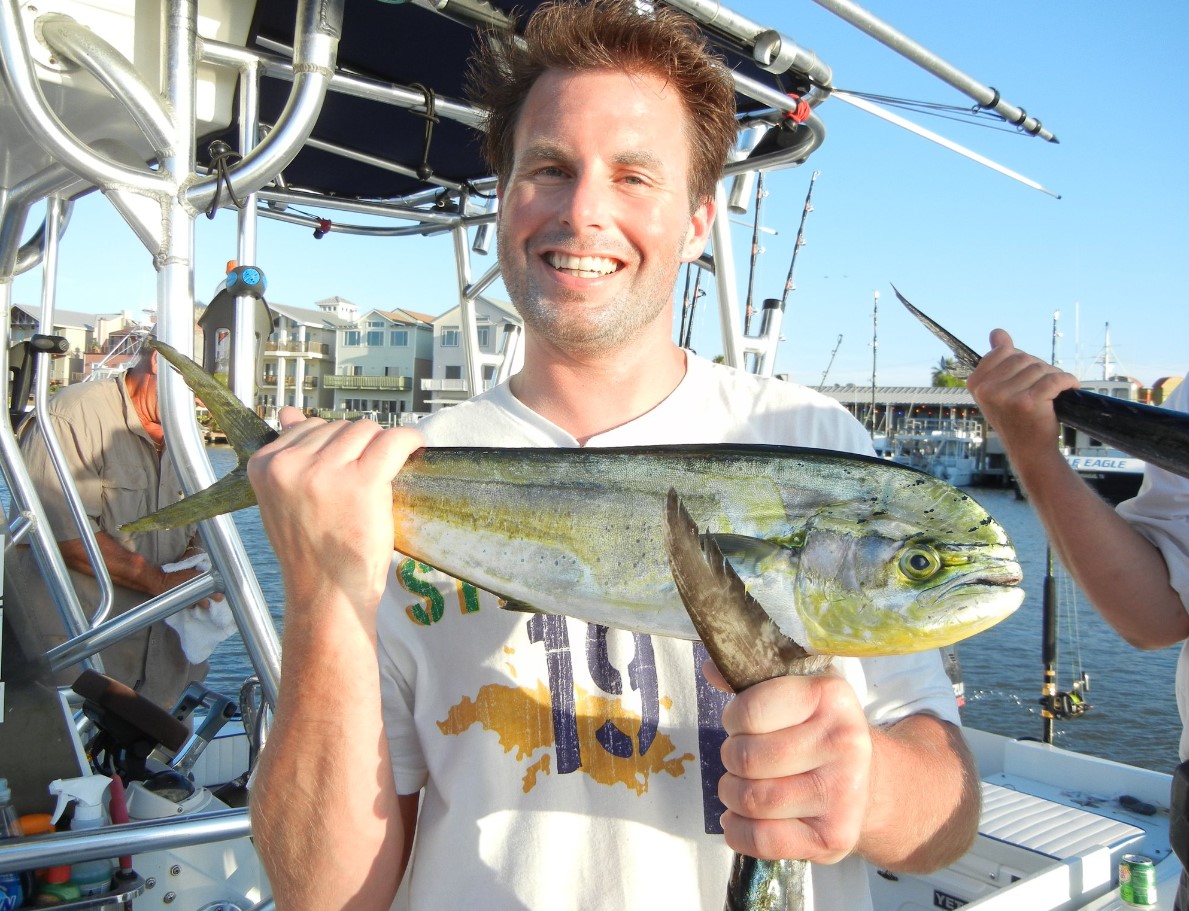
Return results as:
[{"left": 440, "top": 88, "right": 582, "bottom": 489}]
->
[
  {"left": 0, "top": 777, "right": 34, "bottom": 910},
  {"left": 48, "top": 776, "right": 115, "bottom": 897}
]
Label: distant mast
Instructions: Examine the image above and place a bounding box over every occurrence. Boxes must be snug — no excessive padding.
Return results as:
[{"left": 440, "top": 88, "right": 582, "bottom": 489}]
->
[{"left": 1096, "top": 323, "right": 1115, "bottom": 380}]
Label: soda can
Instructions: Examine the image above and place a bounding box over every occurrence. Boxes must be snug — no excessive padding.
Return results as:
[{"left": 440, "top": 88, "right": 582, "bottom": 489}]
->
[{"left": 1119, "top": 854, "right": 1157, "bottom": 907}]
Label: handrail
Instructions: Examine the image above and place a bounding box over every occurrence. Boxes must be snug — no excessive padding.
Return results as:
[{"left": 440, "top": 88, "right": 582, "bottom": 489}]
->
[
  {"left": 46, "top": 572, "right": 221, "bottom": 673},
  {"left": 37, "top": 13, "right": 176, "bottom": 157},
  {"left": 0, "top": 808, "right": 251, "bottom": 874},
  {"left": 28, "top": 198, "right": 116, "bottom": 626},
  {"left": 184, "top": 0, "right": 344, "bottom": 214},
  {"left": 0, "top": 0, "right": 168, "bottom": 194}
]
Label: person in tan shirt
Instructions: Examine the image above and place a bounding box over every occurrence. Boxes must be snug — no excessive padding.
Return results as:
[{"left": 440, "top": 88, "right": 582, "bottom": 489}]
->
[{"left": 7, "top": 348, "right": 211, "bottom": 709}]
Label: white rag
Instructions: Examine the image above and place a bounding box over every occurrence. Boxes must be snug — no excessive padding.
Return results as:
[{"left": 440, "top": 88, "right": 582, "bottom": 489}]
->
[{"left": 162, "top": 552, "right": 235, "bottom": 664}]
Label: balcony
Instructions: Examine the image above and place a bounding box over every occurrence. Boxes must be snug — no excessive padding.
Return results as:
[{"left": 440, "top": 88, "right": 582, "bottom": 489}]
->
[
  {"left": 264, "top": 341, "right": 330, "bottom": 356},
  {"left": 261, "top": 376, "right": 318, "bottom": 389},
  {"left": 323, "top": 374, "right": 411, "bottom": 390},
  {"left": 421, "top": 377, "right": 469, "bottom": 393}
]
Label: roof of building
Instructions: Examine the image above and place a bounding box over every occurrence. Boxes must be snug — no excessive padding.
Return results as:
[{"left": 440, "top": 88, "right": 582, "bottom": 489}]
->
[
  {"left": 376, "top": 308, "right": 437, "bottom": 326},
  {"left": 11, "top": 303, "right": 95, "bottom": 329},
  {"left": 817, "top": 384, "right": 977, "bottom": 407},
  {"left": 432, "top": 295, "right": 521, "bottom": 325},
  {"left": 270, "top": 301, "right": 354, "bottom": 328}
]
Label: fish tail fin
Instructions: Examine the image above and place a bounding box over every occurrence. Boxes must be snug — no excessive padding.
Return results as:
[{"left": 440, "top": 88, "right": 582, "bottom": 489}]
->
[
  {"left": 121, "top": 465, "right": 257, "bottom": 532},
  {"left": 124, "top": 339, "right": 274, "bottom": 531},
  {"left": 150, "top": 338, "right": 279, "bottom": 464}
]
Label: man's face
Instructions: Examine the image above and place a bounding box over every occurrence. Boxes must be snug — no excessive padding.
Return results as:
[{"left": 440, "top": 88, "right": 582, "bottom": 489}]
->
[{"left": 496, "top": 68, "right": 714, "bottom": 357}]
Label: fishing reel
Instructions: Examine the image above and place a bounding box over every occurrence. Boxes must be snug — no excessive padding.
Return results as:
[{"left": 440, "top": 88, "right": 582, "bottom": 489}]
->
[{"left": 1039, "top": 672, "right": 1092, "bottom": 721}]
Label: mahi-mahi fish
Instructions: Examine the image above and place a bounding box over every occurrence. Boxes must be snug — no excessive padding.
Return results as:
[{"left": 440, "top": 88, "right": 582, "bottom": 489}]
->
[
  {"left": 894, "top": 286, "right": 1189, "bottom": 481},
  {"left": 127, "top": 339, "right": 1024, "bottom": 656}
]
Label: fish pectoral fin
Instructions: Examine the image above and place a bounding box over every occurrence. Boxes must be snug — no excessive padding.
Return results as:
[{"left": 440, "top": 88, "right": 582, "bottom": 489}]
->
[
  {"left": 498, "top": 599, "right": 539, "bottom": 614},
  {"left": 709, "top": 533, "right": 795, "bottom": 577},
  {"left": 121, "top": 465, "right": 258, "bottom": 532},
  {"left": 663, "top": 490, "right": 826, "bottom": 689}
]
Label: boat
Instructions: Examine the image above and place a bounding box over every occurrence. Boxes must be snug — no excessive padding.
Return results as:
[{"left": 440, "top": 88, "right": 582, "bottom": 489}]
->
[
  {"left": 884, "top": 417, "right": 986, "bottom": 487},
  {"left": 0, "top": 1, "right": 1178, "bottom": 909},
  {"left": 1061, "top": 378, "right": 1147, "bottom": 503}
]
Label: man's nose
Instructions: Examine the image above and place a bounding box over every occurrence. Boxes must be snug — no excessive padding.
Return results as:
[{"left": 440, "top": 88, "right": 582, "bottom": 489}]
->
[{"left": 558, "top": 173, "right": 611, "bottom": 231}]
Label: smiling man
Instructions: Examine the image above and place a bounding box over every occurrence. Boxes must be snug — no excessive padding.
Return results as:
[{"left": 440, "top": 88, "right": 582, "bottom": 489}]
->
[{"left": 247, "top": 3, "right": 980, "bottom": 909}]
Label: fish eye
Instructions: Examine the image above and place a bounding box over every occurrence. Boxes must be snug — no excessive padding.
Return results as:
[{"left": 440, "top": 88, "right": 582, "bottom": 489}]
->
[{"left": 899, "top": 545, "right": 941, "bottom": 581}]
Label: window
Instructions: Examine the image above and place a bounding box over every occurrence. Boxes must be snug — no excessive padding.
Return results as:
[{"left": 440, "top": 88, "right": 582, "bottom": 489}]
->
[
  {"left": 391, "top": 329, "right": 409, "bottom": 347},
  {"left": 344, "top": 330, "right": 361, "bottom": 346},
  {"left": 441, "top": 328, "right": 460, "bottom": 347},
  {"left": 366, "top": 331, "right": 384, "bottom": 346},
  {"left": 367, "top": 320, "right": 385, "bottom": 328},
  {"left": 477, "top": 327, "right": 490, "bottom": 348},
  {"left": 445, "top": 366, "right": 462, "bottom": 380}
]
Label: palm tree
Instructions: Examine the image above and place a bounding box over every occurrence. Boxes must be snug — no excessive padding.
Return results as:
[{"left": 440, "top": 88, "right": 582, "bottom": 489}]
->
[{"left": 931, "top": 356, "right": 965, "bottom": 388}]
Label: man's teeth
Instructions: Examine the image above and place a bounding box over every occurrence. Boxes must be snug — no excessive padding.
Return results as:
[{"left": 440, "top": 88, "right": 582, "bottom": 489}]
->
[{"left": 545, "top": 252, "right": 620, "bottom": 276}]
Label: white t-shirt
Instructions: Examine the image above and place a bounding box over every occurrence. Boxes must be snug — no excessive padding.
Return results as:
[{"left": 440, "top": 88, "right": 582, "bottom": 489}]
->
[
  {"left": 1115, "top": 374, "right": 1189, "bottom": 760},
  {"left": 379, "top": 353, "right": 961, "bottom": 910}
]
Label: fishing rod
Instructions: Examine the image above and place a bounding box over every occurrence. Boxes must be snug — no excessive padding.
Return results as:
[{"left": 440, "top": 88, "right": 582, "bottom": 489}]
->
[
  {"left": 817, "top": 333, "right": 843, "bottom": 390},
  {"left": 682, "top": 268, "right": 704, "bottom": 350},
  {"left": 1039, "top": 308, "right": 1091, "bottom": 742},
  {"left": 742, "top": 171, "right": 765, "bottom": 335},
  {"left": 779, "top": 171, "right": 820, "bottom": 311},
  {"left": 679, "top": 263, "right": 694, "bottom": 348}
]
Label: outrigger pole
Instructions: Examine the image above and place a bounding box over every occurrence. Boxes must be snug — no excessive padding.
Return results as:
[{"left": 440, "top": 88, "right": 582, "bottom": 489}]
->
[{"left": 809, "top": 0, "right": 1057, "bottom": 143}]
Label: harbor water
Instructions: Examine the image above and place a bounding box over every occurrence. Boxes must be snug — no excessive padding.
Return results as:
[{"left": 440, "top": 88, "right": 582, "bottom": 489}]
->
[{"left": 8, "top": 446, "right": 1182, "bottom": 775}]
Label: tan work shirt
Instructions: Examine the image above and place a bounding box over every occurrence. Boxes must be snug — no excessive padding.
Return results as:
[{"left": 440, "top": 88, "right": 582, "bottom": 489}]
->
[{"left": 7, "top": 374, "right": 207, "bottom": 708}]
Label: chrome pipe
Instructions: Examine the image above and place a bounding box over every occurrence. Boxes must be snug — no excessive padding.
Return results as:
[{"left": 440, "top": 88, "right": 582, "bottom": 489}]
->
[
  {"left": 38, "top": 13, "right": 175, "bottom": 156},
  {"left": 242, "top": 37, "right": 487, "bottom": 131},
  {"left": 709, "top": 183, "right": 745, "bottom": 368},
  {"left": 452, "top": 222, "right": 485, "bottom": 398},
  {"left": 31, "top": 198, "right": 117, "bottom": 626},
  {"left": 233, "top": 57, "right": 262, "bottom": 408},
  {"left": 256, "top": 188, "right": 463, "bottom": 227},
  {"left": 301, "top": 135, "right": 471, "bottom": 193},
  {"left": 185, "top": 0, "right": 344, "bottom": 213},
  {"left": 0, "top": 809, "right": 252, "bottom": 873},
  {"left": 157, "top": 0, "right": 283, "bottom": 707},
  {"left": 0, "top": 0, "right": 167, "bottom": 194},
  {"left": 662, "top": 0, "right": 832, "bottom": 103},
  {"left": 0, "top": 246, "right": 95, "bottom": 668},
  {"left": 809, "top": 0, "right": 1056, "bottom": 141},
  {"left": 45, "top": 572, "right": 221, "bottom": 672}
]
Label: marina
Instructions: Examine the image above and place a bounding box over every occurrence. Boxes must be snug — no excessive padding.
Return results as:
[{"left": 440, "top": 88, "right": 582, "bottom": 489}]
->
[{"left": 2, "top": 1, "right": 1188, "bottom": 910}]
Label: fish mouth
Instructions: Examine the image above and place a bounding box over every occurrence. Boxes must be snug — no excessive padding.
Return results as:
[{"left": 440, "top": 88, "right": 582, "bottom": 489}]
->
[
  {"left": 543, "top": 250, "right": 625, "bottom": 279},
  {"left": 918, "top": 560, "right": 1025, "bottom": 629}
]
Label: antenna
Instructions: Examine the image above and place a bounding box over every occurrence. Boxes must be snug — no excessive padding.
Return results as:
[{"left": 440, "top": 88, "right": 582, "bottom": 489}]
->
[{"left": 869, "top": 290, "right": 880, "bottom": 432}]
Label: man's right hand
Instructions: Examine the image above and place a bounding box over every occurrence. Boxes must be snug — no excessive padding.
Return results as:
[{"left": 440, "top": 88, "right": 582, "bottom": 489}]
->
[{"left": 246, "top": 407, "right": 424, "bottom": 635}]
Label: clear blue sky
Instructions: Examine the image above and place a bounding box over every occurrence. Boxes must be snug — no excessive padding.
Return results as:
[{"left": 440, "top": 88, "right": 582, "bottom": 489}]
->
[{"left": 12, "top": 1, "right": 1188, "bottom": 388}]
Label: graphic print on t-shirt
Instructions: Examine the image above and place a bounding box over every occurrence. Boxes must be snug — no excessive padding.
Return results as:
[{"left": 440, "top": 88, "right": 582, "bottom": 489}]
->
[{"left": 397, "top": 557, "right": 731, "bottom": 833}]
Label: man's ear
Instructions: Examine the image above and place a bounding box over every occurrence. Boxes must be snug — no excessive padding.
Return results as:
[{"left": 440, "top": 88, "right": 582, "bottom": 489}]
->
[{"left": 680, "top": 196, "right": 716, "bottom": 262}]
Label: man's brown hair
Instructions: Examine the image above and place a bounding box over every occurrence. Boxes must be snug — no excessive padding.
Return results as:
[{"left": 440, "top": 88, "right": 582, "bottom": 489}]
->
[{"left": 466, "top": 0, "right": 738, "bottom": 207}]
